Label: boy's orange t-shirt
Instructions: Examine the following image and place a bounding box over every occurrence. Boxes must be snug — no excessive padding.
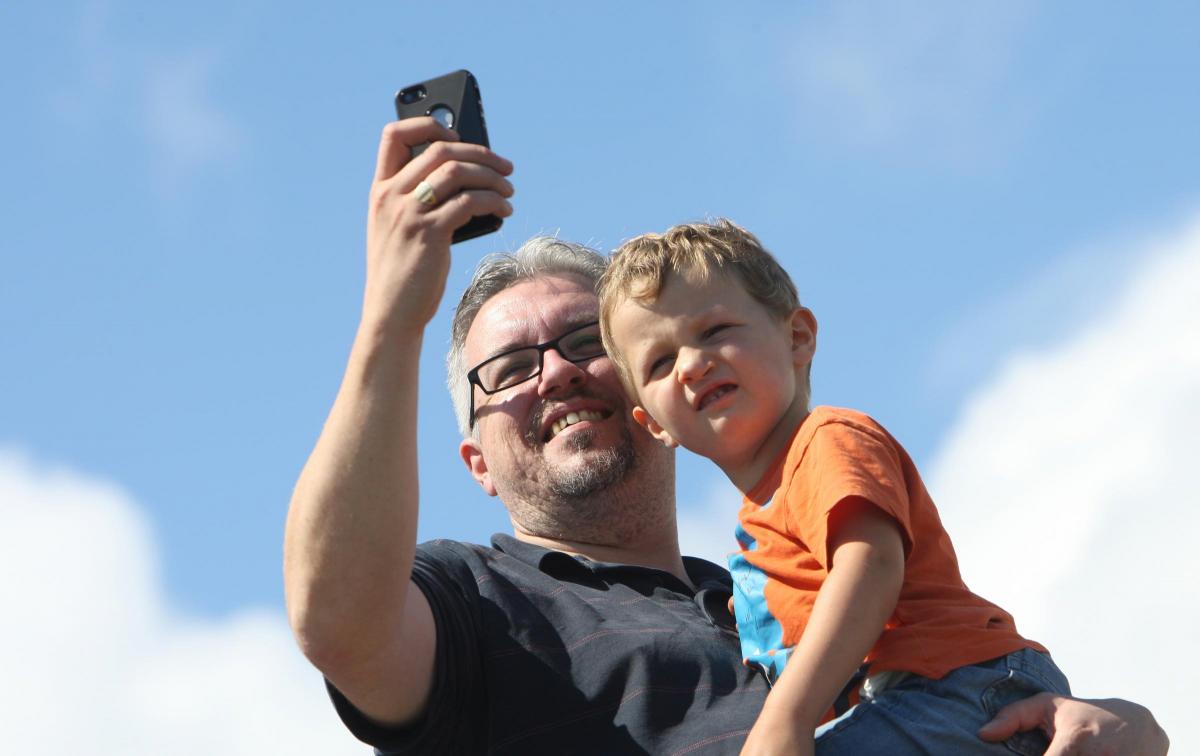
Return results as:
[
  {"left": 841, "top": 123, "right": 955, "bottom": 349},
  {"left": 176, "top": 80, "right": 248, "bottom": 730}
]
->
[{"left": 733, "top": 406, "right": 1045, "bottom": 680}]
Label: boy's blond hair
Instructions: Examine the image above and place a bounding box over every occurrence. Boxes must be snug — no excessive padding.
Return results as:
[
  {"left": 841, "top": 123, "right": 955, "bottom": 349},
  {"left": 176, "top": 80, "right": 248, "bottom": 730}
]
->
[{"left": 598, "top": 218, "right": 807, "bottom": 401}]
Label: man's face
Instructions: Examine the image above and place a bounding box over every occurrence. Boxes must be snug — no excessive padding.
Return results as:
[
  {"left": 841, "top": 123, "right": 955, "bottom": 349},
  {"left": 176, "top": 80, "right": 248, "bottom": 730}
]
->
[{"left": 459, "top": 274, "right": 671, "bottom": 540}]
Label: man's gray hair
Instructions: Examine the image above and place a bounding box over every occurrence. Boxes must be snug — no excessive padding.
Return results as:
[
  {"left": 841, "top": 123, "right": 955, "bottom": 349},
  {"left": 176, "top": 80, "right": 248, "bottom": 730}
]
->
[{"left": 447, "top": 236, "right": 609, "bottom": 437}]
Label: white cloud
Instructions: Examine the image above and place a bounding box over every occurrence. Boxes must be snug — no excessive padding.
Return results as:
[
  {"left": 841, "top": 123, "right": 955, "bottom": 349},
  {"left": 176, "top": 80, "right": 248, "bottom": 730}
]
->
[
  {"left": 0, "top": 451, "right": 362, "bottom": 755},
  {"left": 47, "top": 0, "right": 120, "bottom": 124},
  {"left": 676, "top": 463, "right": 742, "bottom": 568},
  {"left": 786, "top": 1, "right": 1036, "bottom": 159},
  {"left": 676, "top": 214, "right": 1198, "bottom": 748},
  {"left": 924, "top": 231, "right": 1142, "bottom": 399},
  {"left": 48, "top": 3, "right": 242, "bottom": 191},
  {"left": 929, "top": 214, "right": 1200, "bottom": 750},
  {"left": 143, "top": 49, "right": 243, "bottom": 189}
]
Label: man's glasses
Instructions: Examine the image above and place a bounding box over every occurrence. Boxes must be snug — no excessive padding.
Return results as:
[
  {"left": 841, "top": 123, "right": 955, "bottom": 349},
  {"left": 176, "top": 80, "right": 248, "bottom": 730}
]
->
[{"left": 467, "top": 321, "right": 606, "bottom": 429}]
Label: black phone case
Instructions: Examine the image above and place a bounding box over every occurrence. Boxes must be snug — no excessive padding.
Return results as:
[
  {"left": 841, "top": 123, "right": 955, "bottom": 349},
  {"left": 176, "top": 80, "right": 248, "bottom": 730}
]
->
[{"left": 394, "top": 70, "right": 502, "bottom": 244}]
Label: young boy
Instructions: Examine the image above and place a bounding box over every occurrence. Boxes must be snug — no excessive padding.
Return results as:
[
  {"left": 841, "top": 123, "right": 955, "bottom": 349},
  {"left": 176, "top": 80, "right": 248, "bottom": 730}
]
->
[{"left": 598, "top": 219, "right": 1070, "bottom": 755}]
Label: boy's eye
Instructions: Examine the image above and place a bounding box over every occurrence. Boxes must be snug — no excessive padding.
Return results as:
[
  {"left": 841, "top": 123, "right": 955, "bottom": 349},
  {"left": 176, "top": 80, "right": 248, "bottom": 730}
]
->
[
  {"left": 647, "top": 355, "right": 674, "bottom": 380},
  {"left": 702, "top": 323, "right": 732, "bottom": 339}
]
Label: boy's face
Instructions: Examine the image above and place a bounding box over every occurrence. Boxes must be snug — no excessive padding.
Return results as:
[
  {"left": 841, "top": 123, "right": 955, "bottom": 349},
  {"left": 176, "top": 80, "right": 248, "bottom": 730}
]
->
[{"left": 605, "top": 269, "right": 815, "bottom": 477}]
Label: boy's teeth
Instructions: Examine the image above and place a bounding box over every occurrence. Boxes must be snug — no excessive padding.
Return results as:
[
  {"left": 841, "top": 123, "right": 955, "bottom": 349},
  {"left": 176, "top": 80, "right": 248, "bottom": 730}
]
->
[
  {"left": 701, "top": 385, "right": 733, "bottom": 409},
  {"left": 551, "top": 409, "right": 603, "bottom": 437}
]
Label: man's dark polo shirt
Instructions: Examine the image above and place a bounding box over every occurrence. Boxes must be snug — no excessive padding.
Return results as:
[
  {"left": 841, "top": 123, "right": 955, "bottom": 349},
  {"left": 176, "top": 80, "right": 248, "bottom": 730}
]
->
[{"left": 328, "top": 534, "right": 770, "bottom": 755}]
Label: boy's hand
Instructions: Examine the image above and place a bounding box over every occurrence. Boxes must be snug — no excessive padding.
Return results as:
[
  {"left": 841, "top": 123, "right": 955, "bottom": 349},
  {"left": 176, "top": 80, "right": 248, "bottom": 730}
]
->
[{"left": 739, "top": 710, "right": 813, "bottom": 756}]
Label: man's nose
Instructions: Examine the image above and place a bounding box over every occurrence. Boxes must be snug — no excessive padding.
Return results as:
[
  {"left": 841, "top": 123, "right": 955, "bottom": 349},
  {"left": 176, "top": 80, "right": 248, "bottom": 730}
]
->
[
  {"left": 676, "top": 347, "right": 712, "bottom": 384},
  {"left": 537, "top": 347, "right": 587, "bottom": 396}
]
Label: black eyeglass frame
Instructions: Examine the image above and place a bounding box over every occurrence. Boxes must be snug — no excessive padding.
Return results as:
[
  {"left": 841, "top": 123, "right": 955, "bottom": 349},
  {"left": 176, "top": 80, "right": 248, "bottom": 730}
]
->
[{"left": 466, "top": 320, "right": 605, "bottom": 429}]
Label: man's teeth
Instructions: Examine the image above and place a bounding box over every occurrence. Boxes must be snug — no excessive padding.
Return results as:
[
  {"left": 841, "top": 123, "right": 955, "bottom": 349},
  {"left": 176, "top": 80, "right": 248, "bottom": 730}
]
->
[{"left": 551, "top": 410, "right": 604, "bottom": 437}]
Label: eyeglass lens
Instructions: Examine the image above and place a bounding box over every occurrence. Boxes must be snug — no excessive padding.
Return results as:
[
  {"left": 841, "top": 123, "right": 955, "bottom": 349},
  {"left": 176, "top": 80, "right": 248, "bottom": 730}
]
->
[{"left": 475, "top": 322, "right": 604, "bottom": 392}]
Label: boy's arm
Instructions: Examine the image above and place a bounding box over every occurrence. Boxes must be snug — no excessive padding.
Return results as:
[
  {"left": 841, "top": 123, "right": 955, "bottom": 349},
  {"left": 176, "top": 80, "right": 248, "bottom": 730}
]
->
[{"left": 740, "top": 497, "right": 904, "bottom": 756}]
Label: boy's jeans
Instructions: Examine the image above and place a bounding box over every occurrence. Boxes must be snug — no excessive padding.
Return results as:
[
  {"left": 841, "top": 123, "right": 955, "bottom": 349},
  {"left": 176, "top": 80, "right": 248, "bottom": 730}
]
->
[{"left": 815, "top": 649, "right": 1071, "bottom": 755}]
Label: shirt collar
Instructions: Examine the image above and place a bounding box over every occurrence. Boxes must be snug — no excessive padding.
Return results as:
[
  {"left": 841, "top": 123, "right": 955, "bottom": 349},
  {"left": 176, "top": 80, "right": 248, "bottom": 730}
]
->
[{"left": 490, "top": 533, "right": 732, "bottom": 592}]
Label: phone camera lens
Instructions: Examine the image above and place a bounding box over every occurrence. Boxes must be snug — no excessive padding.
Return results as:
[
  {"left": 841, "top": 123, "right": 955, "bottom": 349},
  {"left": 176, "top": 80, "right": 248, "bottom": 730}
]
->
[
  {"left": 428, "top": 105, "right": 455, "bottom": 129},
  {"left": 398, "top": 85, "right": 427, "bottom": 105}
]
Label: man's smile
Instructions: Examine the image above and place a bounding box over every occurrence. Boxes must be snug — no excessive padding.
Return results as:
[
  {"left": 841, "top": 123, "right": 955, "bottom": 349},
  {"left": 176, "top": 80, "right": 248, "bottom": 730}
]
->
[
  {"left": 529, "top": 390, "right": 620, "bottom": 444},
  {"left": 548, "top": 409, "right": 607, "bottom": 439}
]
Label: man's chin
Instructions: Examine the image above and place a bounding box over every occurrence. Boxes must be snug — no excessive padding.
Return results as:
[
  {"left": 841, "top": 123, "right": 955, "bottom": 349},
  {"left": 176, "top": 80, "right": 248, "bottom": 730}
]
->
[
  {"left": 541, "top": 427, "right": 636, "bottom": 500},
  {"left": 556, "top": 425, "right": 601, "bottom": 452}
]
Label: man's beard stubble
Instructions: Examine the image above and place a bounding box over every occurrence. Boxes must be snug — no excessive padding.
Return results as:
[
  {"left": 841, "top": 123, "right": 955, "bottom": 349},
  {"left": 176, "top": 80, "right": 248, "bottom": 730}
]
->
[
  {"left": 545, "top": 425, "right": 636, "bottom": 500},
  {"left": 519, "top": 386, "right": 638, "bottom": 502},
  {"left": 498, "top": 391, "right": 646, "bottom": 542}
]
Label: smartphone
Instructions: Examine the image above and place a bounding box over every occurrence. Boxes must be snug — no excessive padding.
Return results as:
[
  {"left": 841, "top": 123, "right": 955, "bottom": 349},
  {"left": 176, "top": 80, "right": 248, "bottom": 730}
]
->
[{"left": 394, "top": 69, "right": 502, "bottom": 244}]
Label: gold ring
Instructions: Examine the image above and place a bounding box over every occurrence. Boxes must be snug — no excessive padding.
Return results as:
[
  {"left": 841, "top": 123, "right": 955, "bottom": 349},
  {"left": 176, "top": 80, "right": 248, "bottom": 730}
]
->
[{"left": 414, "top": 180, "right": 437, "bottom": 207}]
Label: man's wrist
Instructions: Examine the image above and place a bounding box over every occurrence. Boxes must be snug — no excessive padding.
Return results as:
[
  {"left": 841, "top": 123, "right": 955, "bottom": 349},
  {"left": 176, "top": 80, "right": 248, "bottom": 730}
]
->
[{"left": 357, "top": 303, "right": 428, "bottom": 346}]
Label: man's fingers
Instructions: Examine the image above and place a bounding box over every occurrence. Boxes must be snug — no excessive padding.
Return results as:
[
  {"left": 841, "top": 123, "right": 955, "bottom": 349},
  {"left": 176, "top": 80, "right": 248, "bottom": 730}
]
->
[
  {"left": 977, "top": 692, "right": 1054, "bottom": 741},
  {"left": 366, "top": 119, "right": 515, "bottom": 252},
  {"left": 1041, "top": 739, "right": 1075, "bottom": 756},
  {"left": 373, "top": 118, "right": 460, "bottom": 183},
  {"left": 407, "top": 162, "right": 514, "bottom": 210},
  {"left": 428, "top": 190, "right": 513, "bottom": 231},
  {"left": 980, "top": 693, "right": 1166, "bottom": 756},
  {"left": 394, "top": 140, "right": 513, "bottom": 192}
]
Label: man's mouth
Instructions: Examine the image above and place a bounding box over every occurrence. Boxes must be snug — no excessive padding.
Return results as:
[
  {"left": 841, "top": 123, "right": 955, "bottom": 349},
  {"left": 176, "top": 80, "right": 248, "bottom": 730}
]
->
[
  {"left": 697, "top": 384, "right": 736, "bottom": 410},
  {"left": 548, "top": 409, "right": 607, "bottom": 440}
]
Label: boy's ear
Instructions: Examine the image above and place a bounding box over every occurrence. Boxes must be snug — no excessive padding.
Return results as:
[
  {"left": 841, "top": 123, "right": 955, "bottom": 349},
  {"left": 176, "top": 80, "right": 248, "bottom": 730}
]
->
[
  {"left": 789, "top": 307, "right": 818, "bottom": 367},
  {"left": 631, "top": 406, "right": 679, "bottom": 448}
]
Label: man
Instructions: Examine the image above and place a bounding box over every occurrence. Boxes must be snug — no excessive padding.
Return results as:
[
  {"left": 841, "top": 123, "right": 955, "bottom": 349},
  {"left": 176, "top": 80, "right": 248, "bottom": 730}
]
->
[{"left": 284, "top": 118, "right": 1168, "bottom": 754}]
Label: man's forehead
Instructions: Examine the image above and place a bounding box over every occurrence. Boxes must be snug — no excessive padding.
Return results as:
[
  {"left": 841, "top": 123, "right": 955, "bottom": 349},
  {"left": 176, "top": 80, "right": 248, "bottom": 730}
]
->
[{"left": 467, "top": 275, "right": 600, "bottom": 357}]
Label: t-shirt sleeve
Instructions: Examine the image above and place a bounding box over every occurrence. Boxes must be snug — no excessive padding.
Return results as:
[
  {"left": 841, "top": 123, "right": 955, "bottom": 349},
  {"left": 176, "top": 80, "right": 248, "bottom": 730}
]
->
[
  {"left": 325, "top": 542, "right": 486, "bottom": 754},
  {"left": 784, "top": 419, "right": 914, "bottom": 568}
]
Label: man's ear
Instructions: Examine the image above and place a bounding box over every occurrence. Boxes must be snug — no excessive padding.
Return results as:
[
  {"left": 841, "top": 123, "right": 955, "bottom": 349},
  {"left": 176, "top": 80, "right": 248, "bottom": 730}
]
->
[
  {"left": 789, "top": 307, "right": 818, "bottom": 367},
  {"left": 460, "top": 437, "right": 498, "bottom": 497},
  {"left": 631, "top": 406, "right": 679, "bottom": 448}
]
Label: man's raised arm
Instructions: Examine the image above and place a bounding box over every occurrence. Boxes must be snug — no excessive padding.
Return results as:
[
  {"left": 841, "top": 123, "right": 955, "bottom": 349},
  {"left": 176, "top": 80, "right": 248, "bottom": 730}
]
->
[{"left": 283, "top": 118, "right": 513, "bottom": 726}]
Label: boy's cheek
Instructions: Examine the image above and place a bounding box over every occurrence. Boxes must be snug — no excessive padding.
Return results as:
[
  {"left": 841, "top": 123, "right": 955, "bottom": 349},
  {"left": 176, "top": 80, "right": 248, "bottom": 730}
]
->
[{"left": 636, "top": 393, "right": 668, "bottom": 424}]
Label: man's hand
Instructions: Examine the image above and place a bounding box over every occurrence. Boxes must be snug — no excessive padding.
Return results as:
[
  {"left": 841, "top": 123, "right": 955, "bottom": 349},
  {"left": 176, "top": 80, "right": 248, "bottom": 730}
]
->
[
  {"left": 978, "top": 692, "right": 1169, "bottom": 755},
  {"left": 363, "top": 117, "right": 514, "bottom": 335}
]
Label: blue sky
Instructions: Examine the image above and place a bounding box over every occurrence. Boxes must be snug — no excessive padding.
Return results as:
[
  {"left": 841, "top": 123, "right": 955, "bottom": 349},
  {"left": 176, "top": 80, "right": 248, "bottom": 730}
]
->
[{"left": 2, "top": 2, "right": 1197, "bottom": 751}]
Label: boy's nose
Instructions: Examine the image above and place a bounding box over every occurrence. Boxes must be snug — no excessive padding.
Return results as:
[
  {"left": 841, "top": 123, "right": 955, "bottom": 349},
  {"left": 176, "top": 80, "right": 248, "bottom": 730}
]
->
[{"left": 675, "top": 347, "right": 712, "bottom": 384}]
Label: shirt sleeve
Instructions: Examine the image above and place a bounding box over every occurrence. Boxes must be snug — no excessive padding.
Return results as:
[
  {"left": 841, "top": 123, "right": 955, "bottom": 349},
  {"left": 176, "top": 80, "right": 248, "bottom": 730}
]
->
[
  {"left": 784, "top": 418, "right": 914, "bottom": 569},
  {"left": 325, "top": 542, "right": 487, "bottom": 754}
]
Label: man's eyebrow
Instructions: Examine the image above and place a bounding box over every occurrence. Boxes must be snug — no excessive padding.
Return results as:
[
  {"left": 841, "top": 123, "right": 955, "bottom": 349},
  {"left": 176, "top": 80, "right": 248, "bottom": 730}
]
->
[
  {"left": 483, "top": 337, "right": 532, "bottom": 360},
  {"left": 484, "top": 315, "right": 599, "bottom": 360}
]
